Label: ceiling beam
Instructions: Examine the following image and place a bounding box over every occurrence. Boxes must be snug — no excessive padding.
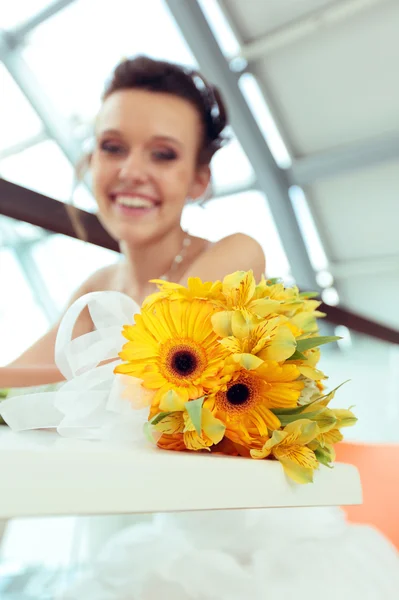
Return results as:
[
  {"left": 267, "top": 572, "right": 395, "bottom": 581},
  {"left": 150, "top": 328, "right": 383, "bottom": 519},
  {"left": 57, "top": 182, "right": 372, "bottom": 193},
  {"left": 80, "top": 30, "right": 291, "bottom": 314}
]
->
[
  {"left": 0, "top": 131, "right": 48, "bottom": 161},
  {"left": 165, "top": 0, "right": 319, "bottom": 290},
  {"left": 289, "top": 131, "right": 399, "bottom": 185},
  {"left": 0, "top": 30, "right": 81, "bottom": 167},
  {"left": 329, "top": 254, "right": 399, "bottom": 279},
  {"left": 237, "top": 0, "right": 386, "bottom": 63},
  {"left": 3, "top": 0, "right": 77, "bottom": 49}
]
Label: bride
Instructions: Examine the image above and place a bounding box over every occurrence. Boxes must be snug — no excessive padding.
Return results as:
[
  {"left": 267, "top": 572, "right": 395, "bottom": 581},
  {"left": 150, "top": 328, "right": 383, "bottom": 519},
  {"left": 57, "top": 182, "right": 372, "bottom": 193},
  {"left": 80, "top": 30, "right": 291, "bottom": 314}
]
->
[
  {"left": 0, "top": 55, "right": 264, "bottom": 390},
  {"left": 1, "top": 57, "right": 397, "bottom": 599}
]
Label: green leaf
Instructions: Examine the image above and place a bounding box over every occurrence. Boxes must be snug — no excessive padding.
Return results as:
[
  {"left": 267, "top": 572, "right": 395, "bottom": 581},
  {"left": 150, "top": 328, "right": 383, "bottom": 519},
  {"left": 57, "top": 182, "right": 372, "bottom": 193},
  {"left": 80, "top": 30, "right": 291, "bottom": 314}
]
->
[
  {"left": 315, "top": 447, "right": 334, "bottom": 468},
  {"left": 275, "top": 410, "right": 325, "bottom": 426},
  {"left": 296, "top": 336, "right": 341, "bottom": 353},
  {"left": 305, "top": 409, "right": 337, "bottom": 432},
  {"left": 298, "top": 291, "right": 319, "bottom": 299},
  {"left": 266, "top": 277, "right": 282, "bottom": 285},
  {"left": 317, "top": 380, "right": 350, "bottom": 406},
  {"left": 143, "top": 422, "right": 157, "bottom": 444},
  {"left": 271, "top": 404, "right": 311, "bottom": 417},
  {"left": 186, "top": 397, "right": 204, "bottom": 435},
  {"left": 287, "top": 350, "right": 307, "bottom": 361},
  {"left": 150, "top": 411, "right": 172, "bottom": 426}
]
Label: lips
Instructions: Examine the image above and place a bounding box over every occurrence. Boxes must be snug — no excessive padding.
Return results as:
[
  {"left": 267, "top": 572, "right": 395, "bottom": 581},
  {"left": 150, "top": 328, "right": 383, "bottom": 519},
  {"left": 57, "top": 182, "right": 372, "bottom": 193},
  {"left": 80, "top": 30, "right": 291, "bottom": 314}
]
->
[
  {"left": 110, "top": 193, "right": 161, "bottom": 215},
  {"left": 115, "top": 195, "right": 157, "bottom": 208}
]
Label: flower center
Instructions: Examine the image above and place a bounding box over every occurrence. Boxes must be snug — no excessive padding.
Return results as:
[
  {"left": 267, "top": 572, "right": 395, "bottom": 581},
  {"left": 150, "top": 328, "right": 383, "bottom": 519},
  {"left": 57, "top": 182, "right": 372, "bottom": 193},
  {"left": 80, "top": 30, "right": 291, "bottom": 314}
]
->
[
  {"left": 226, "top": 383, "right": 250, "bottom": 405},
  {"left": 160, "top": 339, "right": 207, "bottom": 384},
  {"left": 171, "top": 350, "right": 198, "bottom": 376},
  {"left": 214, "top": 371, "right": 263, "bottom": 416}
]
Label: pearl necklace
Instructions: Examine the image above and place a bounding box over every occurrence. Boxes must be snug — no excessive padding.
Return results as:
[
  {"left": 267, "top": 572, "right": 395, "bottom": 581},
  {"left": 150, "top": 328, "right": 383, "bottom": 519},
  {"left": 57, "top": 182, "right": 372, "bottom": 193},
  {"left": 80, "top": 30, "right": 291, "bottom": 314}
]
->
[{"left": 159, "top": 232, "right": 192, "bottom": 281}]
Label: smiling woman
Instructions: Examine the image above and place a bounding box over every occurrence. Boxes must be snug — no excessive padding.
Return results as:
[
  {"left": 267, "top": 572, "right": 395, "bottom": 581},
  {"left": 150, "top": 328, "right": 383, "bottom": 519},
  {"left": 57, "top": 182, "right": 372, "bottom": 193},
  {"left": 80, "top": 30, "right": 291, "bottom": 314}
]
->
[{"left": 0, "top": 55, "right": 265, "bottom": 388}]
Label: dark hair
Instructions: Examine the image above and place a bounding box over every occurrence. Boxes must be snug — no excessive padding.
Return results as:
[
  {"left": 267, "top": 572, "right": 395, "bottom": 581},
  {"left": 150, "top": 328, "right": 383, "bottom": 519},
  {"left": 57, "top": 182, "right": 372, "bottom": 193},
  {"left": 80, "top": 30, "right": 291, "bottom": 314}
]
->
[{"left": 102, "top": 55, "right": 229, "bottom": 164}]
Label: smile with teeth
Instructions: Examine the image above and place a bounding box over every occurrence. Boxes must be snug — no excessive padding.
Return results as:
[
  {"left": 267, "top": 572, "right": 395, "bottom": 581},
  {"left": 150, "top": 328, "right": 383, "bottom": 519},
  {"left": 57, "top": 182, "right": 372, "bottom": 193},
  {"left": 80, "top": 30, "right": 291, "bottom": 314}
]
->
[{"left": 115, "top": 195, "right": 157, "bottom": 208}]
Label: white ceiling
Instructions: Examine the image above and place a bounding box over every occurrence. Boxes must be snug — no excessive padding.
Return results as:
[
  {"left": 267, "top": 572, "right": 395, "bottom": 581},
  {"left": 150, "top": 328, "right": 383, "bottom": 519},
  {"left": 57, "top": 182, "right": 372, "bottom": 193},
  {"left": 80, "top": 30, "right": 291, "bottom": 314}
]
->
[
  {"left": 254, "top": 0, "right": 399, "bottom": 155},
  {"left": 308, "top": 158, "right": 399, "bottom": 262},
  {"left": 221, "top": 0, "right": 336, "bottom": 41},
  {"left": 220, "top": 0, "right": 399, "bottom": 328}
]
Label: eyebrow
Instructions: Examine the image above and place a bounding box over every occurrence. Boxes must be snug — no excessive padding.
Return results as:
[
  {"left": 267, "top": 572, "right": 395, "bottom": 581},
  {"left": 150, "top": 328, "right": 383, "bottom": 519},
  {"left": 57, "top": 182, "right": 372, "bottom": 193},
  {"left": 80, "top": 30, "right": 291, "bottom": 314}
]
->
[{"left": 97, "top": 129, "right": 184, "bottom": 148}]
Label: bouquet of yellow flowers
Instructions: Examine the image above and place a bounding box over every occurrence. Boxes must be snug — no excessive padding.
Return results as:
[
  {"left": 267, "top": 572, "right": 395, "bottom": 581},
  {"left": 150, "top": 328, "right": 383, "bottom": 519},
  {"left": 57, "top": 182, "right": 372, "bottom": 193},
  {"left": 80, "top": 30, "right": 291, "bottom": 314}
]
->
[{"left": 115, "top": 271, "right": 356, "bottom": 484}]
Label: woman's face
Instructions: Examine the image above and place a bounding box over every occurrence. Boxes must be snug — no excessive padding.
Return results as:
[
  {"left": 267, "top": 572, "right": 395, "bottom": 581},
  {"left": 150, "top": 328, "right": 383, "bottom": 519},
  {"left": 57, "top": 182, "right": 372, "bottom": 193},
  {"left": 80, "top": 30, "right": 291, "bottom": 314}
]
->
[{"left": 91, "top": 89, "right": 210, "bottom": 246}]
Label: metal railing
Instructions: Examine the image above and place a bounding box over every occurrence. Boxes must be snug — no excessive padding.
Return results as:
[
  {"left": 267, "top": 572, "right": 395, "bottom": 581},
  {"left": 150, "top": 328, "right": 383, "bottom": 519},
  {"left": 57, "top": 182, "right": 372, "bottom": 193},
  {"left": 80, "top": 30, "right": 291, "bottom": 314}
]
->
[{"left": 1, "top": 177, "right": 398, "bottom": 345}]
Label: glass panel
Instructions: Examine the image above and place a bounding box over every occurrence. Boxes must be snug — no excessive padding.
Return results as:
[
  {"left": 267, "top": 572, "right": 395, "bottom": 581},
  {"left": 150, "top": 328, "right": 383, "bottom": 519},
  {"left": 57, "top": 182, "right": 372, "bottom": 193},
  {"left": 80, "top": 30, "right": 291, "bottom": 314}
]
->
[
  {"left": 239, "top": 72, "right": 292, "bottom": 169},
  {"left": 182, "top": 189, "right": 291, "bottom": 280},
  {"left": 31, "top": 235, "right": 119, "bottom": 312},
  {"left": 210, "top": 133, "right": 255, "bottom": 193},
  {"left": 0, "top": 140, "right": 96, "bottom": 211},
  {"left": 23, "top": 0, "right": 197, "bottom": 121},
  {"left": 0, "top": 217, "right": 117, "bottom": 361},
  {"left": 0, "top": 0, "right": 53, "bottom": 29},
  {"left": 0, "top": 248, "right": 49, "bottom": 365},
  {"left": 0, "top": 63, "right": 43, "bottom": 152},
  {"left": 0, "top": 215, "right": 46, "bottom": 244},
  {"left": 319, "top": 329, "right": 399, "bottom": 443}
]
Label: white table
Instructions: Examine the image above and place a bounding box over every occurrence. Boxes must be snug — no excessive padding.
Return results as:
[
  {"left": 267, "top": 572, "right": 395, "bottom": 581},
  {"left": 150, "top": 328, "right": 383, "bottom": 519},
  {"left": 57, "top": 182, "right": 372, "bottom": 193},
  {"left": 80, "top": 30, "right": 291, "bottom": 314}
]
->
[{"left": 0, "top": 427, "right": 362, "bottom": 518}]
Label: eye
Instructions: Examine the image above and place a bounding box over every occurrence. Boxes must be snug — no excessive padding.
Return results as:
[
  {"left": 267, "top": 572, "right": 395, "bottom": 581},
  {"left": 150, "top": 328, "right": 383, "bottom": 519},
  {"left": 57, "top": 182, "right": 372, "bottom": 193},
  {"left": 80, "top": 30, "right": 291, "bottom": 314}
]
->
[
  {"left": 152, "top": 148, "right": 178, "bottom": 161},
  {"left": 100, "top": 141, "right": 126, "bottom": 155}
]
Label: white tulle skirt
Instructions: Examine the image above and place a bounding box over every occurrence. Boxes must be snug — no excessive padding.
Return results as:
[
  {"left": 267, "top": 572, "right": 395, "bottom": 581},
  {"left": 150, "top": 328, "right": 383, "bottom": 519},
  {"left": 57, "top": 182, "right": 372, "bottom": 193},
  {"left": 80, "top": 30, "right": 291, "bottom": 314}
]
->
[{"left": 60, "top": 507, "right": 399, "bottom": 600}]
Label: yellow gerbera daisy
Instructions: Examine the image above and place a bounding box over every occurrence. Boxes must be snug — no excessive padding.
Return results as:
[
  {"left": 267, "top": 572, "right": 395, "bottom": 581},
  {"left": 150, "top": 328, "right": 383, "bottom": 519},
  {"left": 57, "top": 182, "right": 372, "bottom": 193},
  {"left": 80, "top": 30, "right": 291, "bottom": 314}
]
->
[
  {"left": 115, "top": 299, "right": 228, "bottom": 406},
  {"left": 205, "top": 361, "right": 303, "bottom": 448}
]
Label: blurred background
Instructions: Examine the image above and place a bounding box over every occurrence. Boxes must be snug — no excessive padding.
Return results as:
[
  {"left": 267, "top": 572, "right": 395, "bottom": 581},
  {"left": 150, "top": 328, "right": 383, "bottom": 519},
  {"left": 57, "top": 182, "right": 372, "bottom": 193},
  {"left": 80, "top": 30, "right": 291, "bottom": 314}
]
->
[{"left": 1, "top": 0, "right": 398, "bottom": 595}]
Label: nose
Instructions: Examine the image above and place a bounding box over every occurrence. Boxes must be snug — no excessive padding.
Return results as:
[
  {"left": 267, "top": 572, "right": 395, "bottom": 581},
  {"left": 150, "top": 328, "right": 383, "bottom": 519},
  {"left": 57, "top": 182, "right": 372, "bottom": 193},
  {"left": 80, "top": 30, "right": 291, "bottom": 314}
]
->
[{"left": 119, "top": 150, "right": 149, "bottom": 183}]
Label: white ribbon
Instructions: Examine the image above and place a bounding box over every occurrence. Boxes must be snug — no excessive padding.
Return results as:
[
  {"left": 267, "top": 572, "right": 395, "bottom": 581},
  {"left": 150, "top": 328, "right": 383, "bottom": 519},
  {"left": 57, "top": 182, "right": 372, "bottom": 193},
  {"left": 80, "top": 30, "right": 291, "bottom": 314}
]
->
[{"left": 0, "top": 291, "right": 150, "bottom": 441}]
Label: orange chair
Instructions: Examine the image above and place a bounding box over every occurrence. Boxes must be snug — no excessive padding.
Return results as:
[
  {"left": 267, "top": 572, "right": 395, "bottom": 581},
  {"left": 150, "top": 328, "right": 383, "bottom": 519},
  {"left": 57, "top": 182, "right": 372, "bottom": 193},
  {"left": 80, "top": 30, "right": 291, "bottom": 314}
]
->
[{"left": 335, "top": 442, "right": 399, "bottom": 550}]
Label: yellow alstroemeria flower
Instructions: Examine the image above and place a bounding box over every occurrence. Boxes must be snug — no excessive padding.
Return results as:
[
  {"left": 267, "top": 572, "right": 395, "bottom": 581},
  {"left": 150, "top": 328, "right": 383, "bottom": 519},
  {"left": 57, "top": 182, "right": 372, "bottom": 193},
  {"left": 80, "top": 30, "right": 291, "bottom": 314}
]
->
[
  {"left": 151, "top": 391, "right": 225, "bottom": 451},
  {"left": 251, "top": 419, "right": 320, "bottom": 484},
  {"left": 301, "top": 391, "right": 356, "bottom": 466},
  {"left": 216, "top": 270, "right": 283, "bottom": 319},
  {"left": 214, "top": 311, "right": 297, "bottom": 369},
  {"left": 143, "top": 277, "right": 223, "bottom": 308},
  {"left": 289, "top": 347, "right": 327, "bottom": 381},
  {"left": 288, "top": 299, "right": 326, "bottom": 337},
  {"left": 254, "top": 279, "right": 303, "bottom": 315},
  {"left": 315, "top": 408, "right": 357, "bottom": 448}
]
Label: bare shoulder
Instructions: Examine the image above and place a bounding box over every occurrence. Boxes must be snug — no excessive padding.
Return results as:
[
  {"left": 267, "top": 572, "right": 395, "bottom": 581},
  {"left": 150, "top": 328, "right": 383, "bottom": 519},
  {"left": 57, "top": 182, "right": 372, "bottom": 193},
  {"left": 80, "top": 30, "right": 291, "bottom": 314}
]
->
[
  {"left": 182, "top": 233, "right": 265, "bottom": 282},
  {"left": 72, "top": 263, "right": 121, "bottom": 298},
  {"left": 86, "top": 263, "right": 121, "bottom": 292},
  {"left": 212, "top": 233, "right": 264, "bottom": 255}
]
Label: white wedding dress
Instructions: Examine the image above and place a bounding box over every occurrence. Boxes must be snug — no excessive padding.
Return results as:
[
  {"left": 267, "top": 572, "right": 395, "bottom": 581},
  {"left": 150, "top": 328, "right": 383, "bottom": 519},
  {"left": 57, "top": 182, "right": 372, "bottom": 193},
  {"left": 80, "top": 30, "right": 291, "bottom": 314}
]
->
[{"left": 60, "top": 506, "right": 399, "bottom": 600}]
